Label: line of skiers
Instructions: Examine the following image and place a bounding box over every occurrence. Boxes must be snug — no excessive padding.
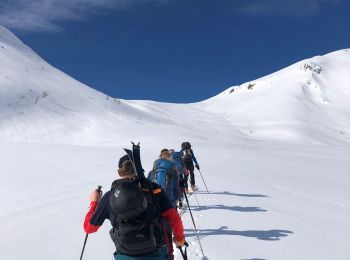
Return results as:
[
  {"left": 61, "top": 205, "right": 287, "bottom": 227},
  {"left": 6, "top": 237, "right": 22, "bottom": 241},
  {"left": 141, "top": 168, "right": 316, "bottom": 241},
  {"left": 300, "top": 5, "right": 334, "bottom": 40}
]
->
[{"left": 83, "top": 142, "right": 200, "bottom": 260}]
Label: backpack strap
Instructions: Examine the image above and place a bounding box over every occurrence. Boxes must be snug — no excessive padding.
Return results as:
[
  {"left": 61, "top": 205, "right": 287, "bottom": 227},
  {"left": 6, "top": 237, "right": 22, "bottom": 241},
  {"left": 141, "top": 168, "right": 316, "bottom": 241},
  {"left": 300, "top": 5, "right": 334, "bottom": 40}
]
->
[{"left": 142, "top": 187, "right": 161, "bottom": 194}]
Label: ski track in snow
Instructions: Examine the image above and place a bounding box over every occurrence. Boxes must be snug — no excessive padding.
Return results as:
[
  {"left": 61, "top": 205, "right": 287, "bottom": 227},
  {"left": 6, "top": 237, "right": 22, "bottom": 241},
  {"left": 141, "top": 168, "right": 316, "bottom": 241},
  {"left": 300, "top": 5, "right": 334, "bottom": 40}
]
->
[{"left": 1, "top": 142, "right": 349, "bottom": 260}]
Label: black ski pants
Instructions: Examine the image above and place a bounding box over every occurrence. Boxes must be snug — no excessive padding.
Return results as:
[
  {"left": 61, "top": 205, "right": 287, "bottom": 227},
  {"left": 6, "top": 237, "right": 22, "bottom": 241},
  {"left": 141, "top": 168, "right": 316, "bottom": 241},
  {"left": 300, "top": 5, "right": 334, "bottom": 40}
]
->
[{"left": 185, "top": 164, "right": 195, "bottom": 186}]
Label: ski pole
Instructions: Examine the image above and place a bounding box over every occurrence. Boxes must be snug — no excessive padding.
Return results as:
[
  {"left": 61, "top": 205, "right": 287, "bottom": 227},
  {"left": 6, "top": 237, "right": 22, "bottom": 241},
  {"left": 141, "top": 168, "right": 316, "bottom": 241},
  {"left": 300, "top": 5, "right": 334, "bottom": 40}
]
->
[
  {"left": 183, "top": 191, "right": 197, "bottom": 230},
  {"left": 193, "top": 190, "right": 201, "bottom": 207},
  {"left": 198, "top": 169, "right": 209, "bottom": 194},
  {"left": 79, "top": 234, "right": 88, "bottom": 260},
  {"left": 183, "top": 191, "right": 206, "bottom": 259},
  {"left": 177, "top": 241, "right": 189, "bottom": 260},
  {"left": 80, "top": 185, "right": 102, "bottom": 260}
]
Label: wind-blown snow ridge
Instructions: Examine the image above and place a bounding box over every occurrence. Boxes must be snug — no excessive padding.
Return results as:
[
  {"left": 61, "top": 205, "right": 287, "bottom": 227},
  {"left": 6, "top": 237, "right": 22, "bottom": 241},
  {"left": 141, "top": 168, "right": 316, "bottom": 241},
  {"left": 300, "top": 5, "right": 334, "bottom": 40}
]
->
[{"left": 0, "top": 24, "right": 349, "bottom": 145}]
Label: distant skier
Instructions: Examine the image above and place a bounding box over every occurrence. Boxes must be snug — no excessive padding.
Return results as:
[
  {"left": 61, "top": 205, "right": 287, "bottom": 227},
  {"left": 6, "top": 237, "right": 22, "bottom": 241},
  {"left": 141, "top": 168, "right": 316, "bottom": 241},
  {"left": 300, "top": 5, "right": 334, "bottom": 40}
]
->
[
  {"left": 148, "top": 148, "right": 180, "bottom": 258},
  {"left": 149, "top": 148, "right": 178, "bottom": 207},
  {"left": 83, "top": 145, "right": 185, "bottom": 260},
  {"left": 169, "top": 149, "right": 186, "bottom": 207},
  {"left": 181, "top": 142, "right": 200, "bottom": 191}
]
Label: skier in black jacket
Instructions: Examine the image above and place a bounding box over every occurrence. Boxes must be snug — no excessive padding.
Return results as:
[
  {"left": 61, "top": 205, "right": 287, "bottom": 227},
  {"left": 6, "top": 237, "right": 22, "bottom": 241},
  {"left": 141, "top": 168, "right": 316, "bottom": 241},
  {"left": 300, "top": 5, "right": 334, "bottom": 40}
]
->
[
  {"left": 180, "top": 142, "right": 200, "bottom": 192},
  {"left": 83, "top": 153, "right": 185, "bottom": 260}
]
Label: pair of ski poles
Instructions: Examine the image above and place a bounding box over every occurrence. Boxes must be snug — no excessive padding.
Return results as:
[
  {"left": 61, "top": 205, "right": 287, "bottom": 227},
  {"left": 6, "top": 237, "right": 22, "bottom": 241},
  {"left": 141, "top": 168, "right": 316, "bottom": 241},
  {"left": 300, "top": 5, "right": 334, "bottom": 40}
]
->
[
  {"left": 181, "top": 187, "right": 207, "bottom": 259},
  {"left": 177, "top": 167, "right": 209, "bottom": 259}
]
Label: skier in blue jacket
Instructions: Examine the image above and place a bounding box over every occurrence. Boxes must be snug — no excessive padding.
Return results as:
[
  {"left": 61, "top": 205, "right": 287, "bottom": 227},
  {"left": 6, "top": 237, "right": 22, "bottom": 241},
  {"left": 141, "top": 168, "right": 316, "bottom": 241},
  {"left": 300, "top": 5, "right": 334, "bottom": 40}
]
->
[
  {"left": 149, "top": 148, "right": 180, "bottom": 258},
  {"left": 151, "top": 149, "right": 178, "bottom": 207}
]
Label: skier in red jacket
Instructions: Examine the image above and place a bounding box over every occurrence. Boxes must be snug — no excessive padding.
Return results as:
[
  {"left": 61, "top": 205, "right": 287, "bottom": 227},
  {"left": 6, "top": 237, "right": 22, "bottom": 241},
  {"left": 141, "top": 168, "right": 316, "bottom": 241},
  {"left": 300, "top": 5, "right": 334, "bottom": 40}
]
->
[{"left": 83, "top": 152, "right": 185, "bottom": 260}]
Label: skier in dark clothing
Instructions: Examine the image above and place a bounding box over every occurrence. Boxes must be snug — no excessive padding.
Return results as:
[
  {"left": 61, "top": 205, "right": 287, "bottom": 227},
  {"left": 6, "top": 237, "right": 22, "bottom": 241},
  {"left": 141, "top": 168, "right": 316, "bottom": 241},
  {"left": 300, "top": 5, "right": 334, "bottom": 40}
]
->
[
  {"left": 169, "top": 150, "right": 186, "bottom": 207},
  {"left": 83, "top": 152, "right": 185, "bottom": 260},
  {"left": 180, "top": 142, "right": 200, "bottom": 192}
]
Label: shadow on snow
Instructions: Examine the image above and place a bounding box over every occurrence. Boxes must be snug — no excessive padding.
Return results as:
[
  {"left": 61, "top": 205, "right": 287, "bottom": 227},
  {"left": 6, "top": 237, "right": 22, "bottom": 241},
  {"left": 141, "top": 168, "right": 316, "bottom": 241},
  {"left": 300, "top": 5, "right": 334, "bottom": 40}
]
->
[
  {"left": 191, "top": 205, "right": 267, "bottom": 212},
  {"left": 185, "top": 226, "right": 293, "bottom": 241},
  {"left": 195, "top": 191, "right": 269, "bottom": 198},
  {"left": 241, "top": 258, "right": 266, "bottom": 260}
]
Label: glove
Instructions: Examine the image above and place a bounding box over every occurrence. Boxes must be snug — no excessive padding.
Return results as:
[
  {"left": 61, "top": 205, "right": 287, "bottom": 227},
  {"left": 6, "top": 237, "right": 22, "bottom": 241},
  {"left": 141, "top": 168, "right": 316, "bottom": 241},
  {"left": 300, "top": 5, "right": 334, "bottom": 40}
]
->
[
  {"left": 175, "top": 239, "right": 186, "bottom": 247},
  {"left": 195, "top": 165, "right": 200, "bottom": 170}
]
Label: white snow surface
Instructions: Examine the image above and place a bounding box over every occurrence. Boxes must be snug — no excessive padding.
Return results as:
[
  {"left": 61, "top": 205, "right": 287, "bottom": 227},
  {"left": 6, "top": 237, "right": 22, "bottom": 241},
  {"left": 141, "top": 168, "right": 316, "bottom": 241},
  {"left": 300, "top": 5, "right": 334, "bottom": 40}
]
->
[{"left": 0, "top": 25, "right": 349, "bottom": 260}]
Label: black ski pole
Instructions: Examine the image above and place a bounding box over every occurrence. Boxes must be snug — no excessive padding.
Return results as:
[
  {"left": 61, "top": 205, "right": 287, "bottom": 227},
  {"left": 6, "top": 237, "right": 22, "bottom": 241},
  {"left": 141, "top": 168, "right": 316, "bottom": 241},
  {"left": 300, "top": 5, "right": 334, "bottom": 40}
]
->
[
  {"left": 183, "top": 190, "right": 197, "bottom": 230},
  {"left": 79, "top": 234, "right": 88, "bottom": 260},
  {"left": 177, "top": 241, "right": 189, "bottom": 260},
  {"left": 80, "top": 185, "right": 102, "bottom": 260},
  {"left": 198, "top": 169, "right": 209, "bottom": 194},
  {"left": 183, "top": 191, "right": 206, "bottom": 259}
]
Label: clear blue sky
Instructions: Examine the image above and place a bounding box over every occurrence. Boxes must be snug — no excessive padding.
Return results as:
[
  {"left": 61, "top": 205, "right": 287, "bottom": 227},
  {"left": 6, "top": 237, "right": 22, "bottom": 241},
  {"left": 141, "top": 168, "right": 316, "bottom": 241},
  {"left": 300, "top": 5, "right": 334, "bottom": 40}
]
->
[{"left": 2, "top": 0, "right": 350, "bottom": 102}]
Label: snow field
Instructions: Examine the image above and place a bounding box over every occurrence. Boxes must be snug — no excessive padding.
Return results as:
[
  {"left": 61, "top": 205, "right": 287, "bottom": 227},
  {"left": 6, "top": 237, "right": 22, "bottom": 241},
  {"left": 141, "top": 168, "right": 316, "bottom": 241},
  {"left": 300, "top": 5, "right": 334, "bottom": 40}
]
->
[{"left": 1, "top": 141, "right": 349, "bottom": 260}]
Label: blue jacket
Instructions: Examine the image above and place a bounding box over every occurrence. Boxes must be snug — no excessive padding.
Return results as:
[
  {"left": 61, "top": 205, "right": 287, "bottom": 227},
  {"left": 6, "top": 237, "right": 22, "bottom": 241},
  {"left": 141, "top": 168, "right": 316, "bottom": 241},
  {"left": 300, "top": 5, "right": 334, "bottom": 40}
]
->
[
  {"left": 171, "top": 152, "right": 185, "bottom": 176},
  {"left": 151, "top": 158, "right": 178, "bottom": 207},
  {"left": 171, "top": 151, "right": 185, "bottom": 199}
]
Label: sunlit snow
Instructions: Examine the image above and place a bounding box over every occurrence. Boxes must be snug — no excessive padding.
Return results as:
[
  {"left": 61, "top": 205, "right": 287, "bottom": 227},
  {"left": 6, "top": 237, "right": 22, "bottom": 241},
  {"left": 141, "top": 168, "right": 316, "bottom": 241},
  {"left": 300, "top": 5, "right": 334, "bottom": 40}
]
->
[{"left": 0, "top": 25, "right": 349, "bottom": 260}]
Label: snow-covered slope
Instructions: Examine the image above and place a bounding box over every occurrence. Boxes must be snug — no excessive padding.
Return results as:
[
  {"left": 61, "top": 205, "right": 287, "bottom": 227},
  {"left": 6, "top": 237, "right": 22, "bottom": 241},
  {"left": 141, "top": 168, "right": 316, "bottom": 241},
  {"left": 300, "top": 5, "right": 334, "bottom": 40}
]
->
[
  {"left": 1, "top": 141, "right": 349, "bottom": 260},
  {"left": 1, "top": 26, "right": 350, "bottom": 260},
  {"left": 1, "top": 25, "right": 350, "bottom": 145},
  {"left": 204, "top": 49, "right": 350, "bottom": 143}
]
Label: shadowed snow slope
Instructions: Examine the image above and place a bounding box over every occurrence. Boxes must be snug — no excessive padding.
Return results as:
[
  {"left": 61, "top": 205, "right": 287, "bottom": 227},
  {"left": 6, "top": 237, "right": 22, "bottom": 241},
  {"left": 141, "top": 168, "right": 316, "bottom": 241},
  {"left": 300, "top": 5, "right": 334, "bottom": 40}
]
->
[{"left": 0, "top": 25, "right": 350, "bottom": 145}]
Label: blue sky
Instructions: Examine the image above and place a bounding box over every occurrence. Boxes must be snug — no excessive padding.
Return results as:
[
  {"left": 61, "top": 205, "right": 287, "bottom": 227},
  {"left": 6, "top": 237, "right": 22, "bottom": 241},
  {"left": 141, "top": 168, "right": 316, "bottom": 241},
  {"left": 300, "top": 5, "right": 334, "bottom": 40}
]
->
[{"left": 1, "top": 0, "right": 350, "bottom": 102}]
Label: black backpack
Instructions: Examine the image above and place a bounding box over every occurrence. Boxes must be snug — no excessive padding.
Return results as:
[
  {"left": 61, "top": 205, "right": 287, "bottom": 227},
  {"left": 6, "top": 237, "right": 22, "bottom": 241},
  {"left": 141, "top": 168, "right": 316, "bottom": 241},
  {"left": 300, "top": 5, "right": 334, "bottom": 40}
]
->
[
  {"left": 182, "top": 149, "right": 192, "bottom": 163},
  {"left": 181, "top": 142, "right": 193, "bottom": 163},
  {"left": 109, "top": 178, "right": 158, "bottom": 255}
]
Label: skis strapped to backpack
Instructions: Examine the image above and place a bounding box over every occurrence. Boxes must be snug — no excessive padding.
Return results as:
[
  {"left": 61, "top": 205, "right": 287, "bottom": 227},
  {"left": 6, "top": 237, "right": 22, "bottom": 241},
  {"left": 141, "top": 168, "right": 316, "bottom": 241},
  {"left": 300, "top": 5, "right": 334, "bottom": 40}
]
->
[{"left": 109, "top": 143, "right": 160, "bottom": 256}]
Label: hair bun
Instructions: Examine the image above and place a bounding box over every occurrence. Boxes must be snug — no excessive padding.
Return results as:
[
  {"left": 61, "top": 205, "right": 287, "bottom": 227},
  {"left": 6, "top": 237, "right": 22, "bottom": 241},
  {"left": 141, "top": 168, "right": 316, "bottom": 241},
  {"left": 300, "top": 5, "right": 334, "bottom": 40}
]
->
[
  {"left": 122, "top": 160, "right": 132, "bottom": 168},
  {"left": 118, "top": 160, "right": 135, "bottom": 176}
]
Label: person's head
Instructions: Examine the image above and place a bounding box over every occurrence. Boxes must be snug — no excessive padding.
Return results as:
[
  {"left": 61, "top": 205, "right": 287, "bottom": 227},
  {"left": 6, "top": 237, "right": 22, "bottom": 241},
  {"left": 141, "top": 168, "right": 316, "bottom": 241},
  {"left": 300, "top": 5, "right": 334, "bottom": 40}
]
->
[
  {"left": 181, "top": 142, "right": 191, "bottom": 150},
  {"left": 117, "top": 155, "right": 136, "bottom": 178},
  {"left": 168, "top": 149, "right": 175, "bottom": 159},
  {"left": 159, "top": 148, "right": 171, "bottom": 160}
]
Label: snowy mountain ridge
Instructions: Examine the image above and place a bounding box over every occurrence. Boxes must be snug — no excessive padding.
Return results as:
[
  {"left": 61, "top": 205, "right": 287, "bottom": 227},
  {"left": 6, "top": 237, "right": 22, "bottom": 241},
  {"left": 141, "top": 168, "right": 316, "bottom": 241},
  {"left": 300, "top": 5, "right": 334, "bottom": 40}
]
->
[
  {"left": 0, "top": 25, "right": 349, "bottom": 145},
  {"left": 208, "top": 49, "right": 350, "bottom": 143}
]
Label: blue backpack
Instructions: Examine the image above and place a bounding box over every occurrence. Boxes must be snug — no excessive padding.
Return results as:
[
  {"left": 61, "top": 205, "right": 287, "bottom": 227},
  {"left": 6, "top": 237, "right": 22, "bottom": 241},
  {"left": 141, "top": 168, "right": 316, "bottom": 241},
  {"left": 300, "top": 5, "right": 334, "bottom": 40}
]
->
[{"left": 149, "top": 159, "right": 177, "bottom": 206}]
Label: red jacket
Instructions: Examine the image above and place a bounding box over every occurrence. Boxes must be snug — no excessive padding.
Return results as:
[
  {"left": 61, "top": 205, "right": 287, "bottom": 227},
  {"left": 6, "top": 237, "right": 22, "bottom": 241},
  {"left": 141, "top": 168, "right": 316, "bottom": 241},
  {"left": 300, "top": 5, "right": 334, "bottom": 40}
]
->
[{"left": 83, "top": 181, "right": 184, "bottom": 243}]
